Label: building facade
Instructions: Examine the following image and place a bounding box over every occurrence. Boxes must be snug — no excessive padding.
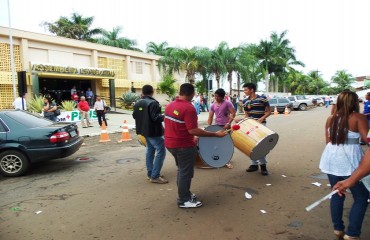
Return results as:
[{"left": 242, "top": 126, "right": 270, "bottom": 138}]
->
[{"left": 0, "top": 26, "right": 184, "bottom": 109}]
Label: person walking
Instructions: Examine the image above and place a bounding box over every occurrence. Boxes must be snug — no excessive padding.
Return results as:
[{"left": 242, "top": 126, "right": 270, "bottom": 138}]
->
[
  {"left": 319, "top": 91, "right": 369, "bottom": 240},
  {"left": 77, "top": 96, "right": 92, "bottom": 128},
  {"left": 164, "top": 83, "right": 228, "bottom": 208},
  {"left": 94, "top": 95, "right": 108, "bottom": 127},
  {"left": 133, "top": 85, "right": 167, "bottom": 184},
  {"left": 240, "top": 82, "right": 271, "bottom": 176},
  {"left": 202, "top": 94, "right": 209, "bottom": 112},
  {"left": 43, "top": 96, "right": 57, "bottom": 121},
  {"left": 208, "top": 88, "right": 236, "bottom": 169}
]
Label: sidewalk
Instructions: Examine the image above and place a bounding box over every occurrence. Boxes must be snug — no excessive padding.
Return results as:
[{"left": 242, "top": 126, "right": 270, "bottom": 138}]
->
[{"left": 78, "top": 109, "right": 212, "bottom": 137}]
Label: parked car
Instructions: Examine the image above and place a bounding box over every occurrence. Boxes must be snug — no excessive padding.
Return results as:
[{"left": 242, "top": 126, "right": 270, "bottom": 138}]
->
[
  {"left": 0, "top": 110, "right": 84, "bottom": 177},
  {"left": 286, "top": 95, "right": 315, "bottom": 111},
  {"left": 313, "top": 98, "right": 324, "bottom": 106},
  {"left": 269, "top": 98, "right": 293, "bottom": 113}
]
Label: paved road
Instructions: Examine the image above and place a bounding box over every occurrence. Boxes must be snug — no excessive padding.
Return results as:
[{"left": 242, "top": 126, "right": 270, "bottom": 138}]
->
[{"left": 1, "top": 106, "right": 369, "bottom": 240}]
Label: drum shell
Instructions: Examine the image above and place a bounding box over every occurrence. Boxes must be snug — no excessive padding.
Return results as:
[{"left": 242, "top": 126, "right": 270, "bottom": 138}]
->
[
  {"left": 197, "top": 125, "right": 234, "bottom": 168},
  {"left": 231, "top": 119, "right": 279, "bottom": 160}
]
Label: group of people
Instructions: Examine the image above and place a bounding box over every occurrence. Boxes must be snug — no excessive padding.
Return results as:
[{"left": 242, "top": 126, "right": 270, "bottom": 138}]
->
[{"left": 133, "top": 82, "right": 271, "bottom": 209}]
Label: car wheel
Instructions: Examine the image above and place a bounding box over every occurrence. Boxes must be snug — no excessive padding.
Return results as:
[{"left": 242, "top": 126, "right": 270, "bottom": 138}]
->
[
  {"left": 318, "top": 103, "right": 323, "bottom": 107},
  {"left": 298, "top": 104, "right": 307, "bottom": 111},
  {"left": 0, "top": 150, "right": 29, "bottom": 177}
]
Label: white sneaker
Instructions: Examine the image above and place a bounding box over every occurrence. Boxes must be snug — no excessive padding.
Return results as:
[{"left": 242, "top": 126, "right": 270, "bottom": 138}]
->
[{"left": 178, "top": 199, "right": 202, "bottom": 208}]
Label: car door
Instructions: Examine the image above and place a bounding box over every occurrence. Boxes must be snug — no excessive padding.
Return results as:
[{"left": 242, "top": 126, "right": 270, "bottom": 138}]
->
[{"left": 0, "top": 119, "right": 8, "bottom": 148}]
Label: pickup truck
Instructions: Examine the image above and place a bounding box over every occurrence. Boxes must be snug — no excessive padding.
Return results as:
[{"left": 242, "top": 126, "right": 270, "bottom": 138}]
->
[{"left": 286, "top": 95, "right": 315, "bottom": 111}]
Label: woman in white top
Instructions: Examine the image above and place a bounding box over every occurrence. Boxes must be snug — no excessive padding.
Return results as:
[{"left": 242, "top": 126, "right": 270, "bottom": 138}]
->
[
  {"left": 319, "top": 91, "right": 369, "bottom": 240},
  {"left": 94, "top": 95, "right": 108, "bottom": 127}
]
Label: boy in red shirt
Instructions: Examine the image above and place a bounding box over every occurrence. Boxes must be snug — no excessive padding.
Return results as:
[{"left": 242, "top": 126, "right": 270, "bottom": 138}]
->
[{"left": 164, "top": 83, "right": 227, "bottom": 208}]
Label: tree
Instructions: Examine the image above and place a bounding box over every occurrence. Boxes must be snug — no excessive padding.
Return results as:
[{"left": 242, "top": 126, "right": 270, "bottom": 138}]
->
[
  {"left": 331, "top": 70, "right": 354, "bottom": 91},
  {"left": 209, "top": 42, "right": 228, "bottom": 89},
  {"left": 158, "top": 74, "right": 176, "bottom": 102},
  {"left": 146, "top": 42, "right": 169, "bottom": 56},
  {"left": 41, "top": 12, "right": 101, "bottom": 41},
  {"left": 96, "top": 26, "right": 140, "bottom": 51}
]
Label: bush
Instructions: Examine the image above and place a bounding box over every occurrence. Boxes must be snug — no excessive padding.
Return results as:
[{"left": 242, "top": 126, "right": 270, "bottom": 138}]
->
[
  {"left": 27, "top": 95, "right": 44, "bottom": 113},
  {"left": 60, "top": 100, "right": 76, "bottom": 111},
  {"left": 118, "top": 92, "right": 140, "bottom": 109}
]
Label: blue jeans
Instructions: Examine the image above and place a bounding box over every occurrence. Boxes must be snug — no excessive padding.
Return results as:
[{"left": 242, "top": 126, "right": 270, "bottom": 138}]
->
[
  {"left": 167, "top": 147, "right": 197, "bottom": 204},
  {"left": 145, "top": 136, "right": 166, "bottom": 179},
  {"left": 327, "top": 174, "right": 369, "bottom": 237}
]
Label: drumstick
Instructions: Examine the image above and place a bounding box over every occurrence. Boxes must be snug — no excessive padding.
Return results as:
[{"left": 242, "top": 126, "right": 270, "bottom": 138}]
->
[
  {"left": 305, "top": 190, "right": 338, "bottom": 212},
  {"left": 224, "top": 125, "right": 240, "bottom": 133}
]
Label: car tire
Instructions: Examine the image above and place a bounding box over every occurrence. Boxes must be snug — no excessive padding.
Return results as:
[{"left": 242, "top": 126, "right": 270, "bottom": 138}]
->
[
  {"left": 298, "top": 104, "right": 307, "bottom": 111},
  {"left": 318, "top": 103, "right": 323, "bottom": 107},
  {"left": 0, "top": 150, "right": 30, "bottom": 177}
]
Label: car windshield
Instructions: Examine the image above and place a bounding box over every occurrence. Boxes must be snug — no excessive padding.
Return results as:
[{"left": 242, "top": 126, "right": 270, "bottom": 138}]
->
[
  {"left": 5, "top": 111, "right": 52, "bottom": 128},
  {"left": 269, "top": 99, "right": 277, "bottom": 104},
  {"left": 288, "top": 97, "right": 294, "bottom": 101}
]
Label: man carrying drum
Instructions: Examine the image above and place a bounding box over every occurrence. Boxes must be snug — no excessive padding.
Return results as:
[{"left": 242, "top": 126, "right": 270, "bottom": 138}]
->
[{"left": 239, "top": 83, "right": 271, "bottom": 176}]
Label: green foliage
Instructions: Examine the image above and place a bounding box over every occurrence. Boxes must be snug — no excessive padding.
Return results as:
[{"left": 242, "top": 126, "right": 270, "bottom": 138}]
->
[
  {"left": 118, "top": 92, "right": 140, "bottom": 109},
  {"left": 158, "top": 74, "right": 176, "bottom": 102},
  {"left": 27, "top": 95, "right": 44, "bottom": 113},
  {"left": 60, "top": 100, "right": 76, "bottom": 111}
]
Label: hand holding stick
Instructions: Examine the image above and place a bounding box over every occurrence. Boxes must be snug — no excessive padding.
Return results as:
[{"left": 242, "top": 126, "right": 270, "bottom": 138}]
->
[{"left": 305, "top": 190, "right": 339, "bottom": 212}]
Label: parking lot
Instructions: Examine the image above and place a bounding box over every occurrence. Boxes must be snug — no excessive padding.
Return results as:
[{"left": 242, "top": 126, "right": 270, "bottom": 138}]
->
[{"left": 1, "top": 106, "right": 369, "bottom": 240}]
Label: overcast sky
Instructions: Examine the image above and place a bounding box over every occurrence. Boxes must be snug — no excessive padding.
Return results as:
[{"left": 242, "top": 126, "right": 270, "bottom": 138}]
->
[{"left": 1, "top": 0, "right": 369, "bottom": 82}]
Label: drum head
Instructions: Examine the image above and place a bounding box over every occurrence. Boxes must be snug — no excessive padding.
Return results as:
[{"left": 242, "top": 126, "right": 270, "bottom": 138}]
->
[
  {"left": 250, "top": 133, "right": 279, "bottom": 160},
  {"left": 198, "top": 125, "right": 234, "bottom": 168}
]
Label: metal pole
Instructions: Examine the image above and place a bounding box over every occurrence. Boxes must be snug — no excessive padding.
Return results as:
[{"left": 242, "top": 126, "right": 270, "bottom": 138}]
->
[{"left": 7, "top": 0, "right": 17, "bottom": 100}]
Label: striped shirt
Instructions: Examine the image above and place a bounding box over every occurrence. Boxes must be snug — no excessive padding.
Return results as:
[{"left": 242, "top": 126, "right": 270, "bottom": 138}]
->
[{"left": 243, "top": 95, "right": 269, "bottom": 123}]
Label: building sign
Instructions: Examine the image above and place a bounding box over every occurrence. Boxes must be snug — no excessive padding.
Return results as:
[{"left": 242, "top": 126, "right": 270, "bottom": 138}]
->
[
  {"left": 56, "top": 110, "right": 97, "bottom": 123},
  {"left": 32, "top": 63, "right": 115, "bottom": 78}
]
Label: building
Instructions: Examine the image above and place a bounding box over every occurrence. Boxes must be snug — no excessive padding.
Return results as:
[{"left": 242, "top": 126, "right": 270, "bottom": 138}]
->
[{"left": 0, "top": 26, "right": 185, "bottom": 109}]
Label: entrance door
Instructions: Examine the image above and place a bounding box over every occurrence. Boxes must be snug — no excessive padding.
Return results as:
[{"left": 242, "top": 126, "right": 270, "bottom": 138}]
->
[{"left": 39, "top": 78, "right": 93, "bottom": 104}]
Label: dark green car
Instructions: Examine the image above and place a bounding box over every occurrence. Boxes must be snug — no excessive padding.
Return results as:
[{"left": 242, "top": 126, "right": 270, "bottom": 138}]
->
[{"left": 0, "top": 110, "right": 83, "bottom": 177}]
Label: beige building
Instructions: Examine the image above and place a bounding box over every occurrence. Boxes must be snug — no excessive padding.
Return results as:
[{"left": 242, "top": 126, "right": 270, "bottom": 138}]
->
[{"left": 0, "top": 26, "right": 184, "bottom": 109}]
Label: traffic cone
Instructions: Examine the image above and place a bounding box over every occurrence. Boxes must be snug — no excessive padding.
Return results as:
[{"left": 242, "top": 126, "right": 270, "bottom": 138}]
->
[
  {"left": 274, "top": 106, "right": 279, "bottom": 116},
  {"left": 99, "top": 121, "right": 111, "bottom": 142},
  {"left": 284, "top": 106, "right": 290, "bottom": 116},
  {"left": 118, "top": 120, "right": 132, "bottom": 142}
]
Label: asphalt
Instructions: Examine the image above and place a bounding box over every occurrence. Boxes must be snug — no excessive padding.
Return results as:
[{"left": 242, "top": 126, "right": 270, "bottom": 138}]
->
[{"left": 77, "top": 109, "right": 214, "bottom": 137}]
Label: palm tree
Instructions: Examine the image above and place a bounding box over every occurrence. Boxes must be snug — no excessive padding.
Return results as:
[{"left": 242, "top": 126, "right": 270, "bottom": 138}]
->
[
  {"left": 209, "top": 42, "right": 228, "bottom": 89},
  {"left": 223, "top": 45, "right": 240, "bottom": 95},
  {"left": 41, "top": 12, "right": 101, "bottom": 41},
  {"left": 96, "top": 26, "right": 140, "bottom": 51},
  {"left": 146, "top": 42, "right": 169, "bottom": 56},
  {"left": 331, "top": 70, "right": 354, "bottom": 91}
]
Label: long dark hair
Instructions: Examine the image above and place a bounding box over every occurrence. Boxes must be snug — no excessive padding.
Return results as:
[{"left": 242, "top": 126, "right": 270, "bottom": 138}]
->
[{"left": 329, "top": 91, "right": 359, "bottom": 144}]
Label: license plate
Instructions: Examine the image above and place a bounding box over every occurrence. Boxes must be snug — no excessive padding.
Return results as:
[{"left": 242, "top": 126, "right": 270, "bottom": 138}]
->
[{"left": 70, "top": 130, "right": 77, "bottom": 137}]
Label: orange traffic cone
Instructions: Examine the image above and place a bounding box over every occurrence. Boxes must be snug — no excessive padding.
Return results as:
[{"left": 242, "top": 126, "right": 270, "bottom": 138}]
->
[
  {"left": 99, "top": 121, "right": 111, "bottom": 142},
  {"left": 274, "top": 106, "right": 279, "bottom": 116},
  {"left": 284, "top": 106, "right": 290, "bottom": 116},
  {"left": 118, "top": 120, "right": 132, "bottom": 142}
]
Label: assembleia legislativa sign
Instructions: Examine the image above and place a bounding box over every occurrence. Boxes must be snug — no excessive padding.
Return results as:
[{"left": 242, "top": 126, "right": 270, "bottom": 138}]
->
[{"left": 32, "top": 63, "right": 115, "bottom": 78}]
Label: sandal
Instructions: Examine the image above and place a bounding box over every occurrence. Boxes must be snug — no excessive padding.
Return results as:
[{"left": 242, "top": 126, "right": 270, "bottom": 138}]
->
[{"left": 226, "top": 163, "right": 233, "bottom": 169}]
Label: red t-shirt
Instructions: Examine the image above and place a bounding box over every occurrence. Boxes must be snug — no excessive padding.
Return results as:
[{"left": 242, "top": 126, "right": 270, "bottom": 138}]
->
[
  {"left": 164, "top": 97, "right": 198, "bottom": 148},
  {"left": 78, "top": 100, "right": 90, "bottom": 112}
]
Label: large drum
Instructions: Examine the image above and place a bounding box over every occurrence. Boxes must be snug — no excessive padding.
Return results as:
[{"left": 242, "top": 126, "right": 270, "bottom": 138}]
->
[
  {"left": 231, "top": 118, "right": 279, "bottom": 160},
  {"left": 197, "top": 125, "right": 234, "bottom": 168}
]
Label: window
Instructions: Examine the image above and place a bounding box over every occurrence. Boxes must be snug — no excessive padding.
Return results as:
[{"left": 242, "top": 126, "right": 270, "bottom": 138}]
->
[
  {"left": 269, "top": 99, "right": 277, "bottom": 104},
  {"left": 135, "top": 62, "right": 143, "bottom": 74},
  {"left": 278, "top": 99, "right": 289, "bottom": 104},
  {"left": 6, "top": 111, "right": 52, "bottom": 128}
]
